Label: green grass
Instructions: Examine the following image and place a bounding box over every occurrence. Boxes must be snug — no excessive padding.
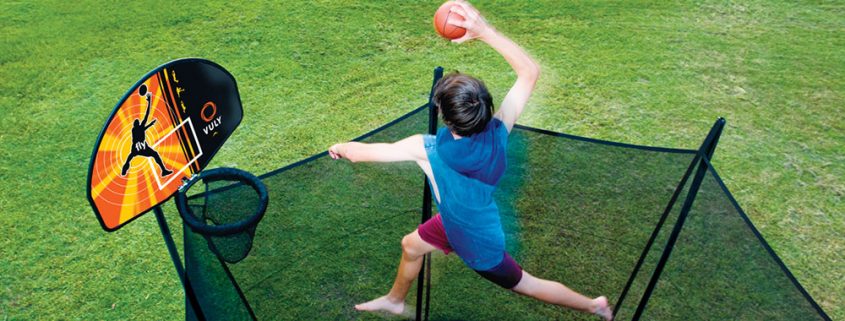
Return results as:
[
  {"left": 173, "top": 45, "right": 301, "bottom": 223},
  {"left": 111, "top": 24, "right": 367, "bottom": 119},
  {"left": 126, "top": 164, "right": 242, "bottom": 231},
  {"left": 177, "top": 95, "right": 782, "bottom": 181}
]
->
[{"left": 1, "top": 0, "right": 842, "bottom": 320}]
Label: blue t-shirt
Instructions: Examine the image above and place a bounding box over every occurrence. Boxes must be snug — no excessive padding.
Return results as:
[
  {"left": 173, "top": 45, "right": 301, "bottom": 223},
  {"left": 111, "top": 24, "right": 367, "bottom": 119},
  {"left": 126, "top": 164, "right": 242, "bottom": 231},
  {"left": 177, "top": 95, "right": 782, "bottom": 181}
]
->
[{"left": 424, "top": 118, "right": 509, "bottom": 270}]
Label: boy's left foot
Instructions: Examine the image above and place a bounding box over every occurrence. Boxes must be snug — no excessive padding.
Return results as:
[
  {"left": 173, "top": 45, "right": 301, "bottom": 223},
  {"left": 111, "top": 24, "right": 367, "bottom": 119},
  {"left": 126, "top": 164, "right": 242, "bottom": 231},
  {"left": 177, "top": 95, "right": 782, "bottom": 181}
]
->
[
  {"left": 354, "top": 295, "right": 405, "bottom": 316},
  {"left": 591, "top": 296, "right": 613, "bottom": 321}
]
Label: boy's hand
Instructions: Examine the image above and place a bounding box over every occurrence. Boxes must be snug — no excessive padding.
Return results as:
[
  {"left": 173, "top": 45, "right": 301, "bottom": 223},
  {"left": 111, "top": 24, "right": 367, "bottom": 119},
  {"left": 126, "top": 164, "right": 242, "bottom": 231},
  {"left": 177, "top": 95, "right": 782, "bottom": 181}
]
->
[
  {"left": 448, "top": 0, "right": 494, "bottom": 44},
  {"left": 328, "top": 143, "right": 344, "bottom": 160}
]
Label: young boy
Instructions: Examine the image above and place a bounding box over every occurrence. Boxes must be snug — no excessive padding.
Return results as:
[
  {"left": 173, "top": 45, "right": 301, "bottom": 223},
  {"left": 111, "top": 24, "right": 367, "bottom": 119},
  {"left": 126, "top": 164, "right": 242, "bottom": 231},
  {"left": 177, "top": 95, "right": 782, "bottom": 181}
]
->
[{"left": 329, "top": 1, "right": 612, "bottom": 320}]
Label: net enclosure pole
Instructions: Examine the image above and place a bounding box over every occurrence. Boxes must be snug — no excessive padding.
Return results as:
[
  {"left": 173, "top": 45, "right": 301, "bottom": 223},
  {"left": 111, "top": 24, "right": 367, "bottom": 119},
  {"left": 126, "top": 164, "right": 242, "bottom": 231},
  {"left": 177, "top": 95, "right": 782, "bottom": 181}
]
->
[
  {"left": 612, "top": 153, "right": 700, "bottom": 317},
  {"left": 417, "top": 66, "right": 443, "bottom": 321},
  {"left": 614, "top": 117, "right": 724, "bottom": 316},
  {"left": 631, "top": 118, "right": 726, "bottom": 320},
  {"left": 153, "top": 206, "right": 205, "bottom": 320},
  {"left": 703, "top": 118, "right": 725, "bottom": 160}
]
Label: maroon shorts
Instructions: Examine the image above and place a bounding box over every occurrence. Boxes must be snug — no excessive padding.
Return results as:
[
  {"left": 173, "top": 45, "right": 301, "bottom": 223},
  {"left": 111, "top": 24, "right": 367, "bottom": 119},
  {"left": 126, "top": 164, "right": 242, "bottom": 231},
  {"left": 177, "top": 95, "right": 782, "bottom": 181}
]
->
[{"left": 418, "top": 214, "right": 524, "bottom": 289}]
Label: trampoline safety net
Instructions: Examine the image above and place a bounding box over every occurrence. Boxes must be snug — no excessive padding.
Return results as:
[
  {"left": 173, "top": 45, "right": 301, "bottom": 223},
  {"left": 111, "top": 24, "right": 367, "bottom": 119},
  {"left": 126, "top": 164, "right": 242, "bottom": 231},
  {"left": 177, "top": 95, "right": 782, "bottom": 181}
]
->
[{"left": 183, "top": 71, "right": 829, "bottom": 321}]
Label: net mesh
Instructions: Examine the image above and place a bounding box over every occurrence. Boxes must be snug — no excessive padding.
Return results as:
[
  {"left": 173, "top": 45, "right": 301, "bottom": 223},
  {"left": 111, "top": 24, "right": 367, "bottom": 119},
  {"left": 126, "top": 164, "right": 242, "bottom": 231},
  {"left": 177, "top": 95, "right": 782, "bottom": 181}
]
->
[
  {"left": 634, "top": 161, "right": 826, "bottom": 320},
  {"left": 187, "top": 108, "right": 428, "bottom": 320},
  {"left": 183, "top": 105, "right": 827, "bottom": 320}
]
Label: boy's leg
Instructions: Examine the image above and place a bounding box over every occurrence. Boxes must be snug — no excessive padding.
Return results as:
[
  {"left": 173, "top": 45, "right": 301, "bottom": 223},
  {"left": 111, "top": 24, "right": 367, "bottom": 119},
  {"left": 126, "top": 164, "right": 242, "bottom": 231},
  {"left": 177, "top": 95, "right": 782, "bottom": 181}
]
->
[
  {"left": 512, "top": 271, "right": 612, "bottom": 320},
  {"left": 354, "top": 229, "right": 438, "bottom": 314},
  {"left": 388, "top": 230, "right": 438, "bottom": 301}
]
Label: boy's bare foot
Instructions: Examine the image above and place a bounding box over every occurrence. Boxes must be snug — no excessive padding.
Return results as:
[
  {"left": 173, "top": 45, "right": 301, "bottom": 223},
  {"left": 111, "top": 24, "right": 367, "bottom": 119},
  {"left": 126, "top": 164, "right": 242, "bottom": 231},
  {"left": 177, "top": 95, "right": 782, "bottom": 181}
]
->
[
  {"left": 591, "top": 296, "right": 613, "bottom": 321},
  {"left": 354, "top": 295, "right": 405, "bottom": 315}
]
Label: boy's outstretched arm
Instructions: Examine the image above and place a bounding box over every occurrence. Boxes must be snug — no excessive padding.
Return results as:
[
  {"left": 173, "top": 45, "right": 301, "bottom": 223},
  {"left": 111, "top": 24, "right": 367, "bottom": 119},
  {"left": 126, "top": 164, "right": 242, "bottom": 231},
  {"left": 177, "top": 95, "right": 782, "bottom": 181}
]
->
[
  {"left": 449, "top": 0, "right": 540, "bottom": 133},
  {"left": 329, "top": 134, "right": 426, "bottom": 163}
]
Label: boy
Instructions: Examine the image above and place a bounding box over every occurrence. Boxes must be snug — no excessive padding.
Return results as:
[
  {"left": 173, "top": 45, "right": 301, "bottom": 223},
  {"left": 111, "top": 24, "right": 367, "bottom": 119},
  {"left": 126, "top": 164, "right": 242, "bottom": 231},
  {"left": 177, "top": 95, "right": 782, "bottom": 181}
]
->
[{"left": 329, "top": 1, "right": 612, "bottom": 320}]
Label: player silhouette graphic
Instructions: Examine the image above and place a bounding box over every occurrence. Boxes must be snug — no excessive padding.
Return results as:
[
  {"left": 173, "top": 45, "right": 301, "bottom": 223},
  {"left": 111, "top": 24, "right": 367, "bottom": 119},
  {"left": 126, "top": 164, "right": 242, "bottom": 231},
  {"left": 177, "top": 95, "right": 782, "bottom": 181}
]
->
[{"left": 120, "top": 84, "right": 173, "bottom": 177}]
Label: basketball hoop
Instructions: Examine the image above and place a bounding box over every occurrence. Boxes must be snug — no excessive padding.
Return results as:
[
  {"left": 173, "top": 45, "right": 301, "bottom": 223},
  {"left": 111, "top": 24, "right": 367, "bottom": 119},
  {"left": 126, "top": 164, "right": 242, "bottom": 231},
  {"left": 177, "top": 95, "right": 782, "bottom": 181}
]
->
[{"left": 175, "top": 167, "right": 268, "bottom": 263}]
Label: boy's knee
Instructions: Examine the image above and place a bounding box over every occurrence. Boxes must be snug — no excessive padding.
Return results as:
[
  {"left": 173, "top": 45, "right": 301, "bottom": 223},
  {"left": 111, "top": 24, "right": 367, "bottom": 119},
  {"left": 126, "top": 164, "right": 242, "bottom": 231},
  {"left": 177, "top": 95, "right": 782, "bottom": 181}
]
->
[
  {"left": 512, "top": 271, "right": 536, "bottom": 295},
  {"left": 401, "top": 233, "right": 422, "bottom": 258}
]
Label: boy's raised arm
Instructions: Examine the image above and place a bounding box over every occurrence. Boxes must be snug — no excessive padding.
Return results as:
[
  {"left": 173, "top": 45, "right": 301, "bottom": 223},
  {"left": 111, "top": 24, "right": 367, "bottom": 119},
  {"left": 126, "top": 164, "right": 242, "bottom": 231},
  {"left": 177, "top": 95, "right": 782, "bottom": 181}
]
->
[
  {"left": 449, "top": 0, "right": 540, "bottom": 133},
  {"left": 329, "top": 135, "right": 426, "bottom": 163}
]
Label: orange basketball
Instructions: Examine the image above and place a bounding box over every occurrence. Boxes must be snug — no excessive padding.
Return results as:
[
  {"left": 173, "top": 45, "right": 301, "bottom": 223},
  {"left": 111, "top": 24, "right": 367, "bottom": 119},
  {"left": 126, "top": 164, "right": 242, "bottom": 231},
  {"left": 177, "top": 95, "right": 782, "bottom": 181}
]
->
[{"left": 433, "top": 1, "right": 466, "bottom": 40}]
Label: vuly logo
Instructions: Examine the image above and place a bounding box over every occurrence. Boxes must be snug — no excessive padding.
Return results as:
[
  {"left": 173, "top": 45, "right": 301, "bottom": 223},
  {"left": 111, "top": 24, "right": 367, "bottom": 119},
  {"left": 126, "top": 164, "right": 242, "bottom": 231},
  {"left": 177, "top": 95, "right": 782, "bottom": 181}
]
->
[{"left": 200, "top": 101, "right": 222, "bottom": 136}]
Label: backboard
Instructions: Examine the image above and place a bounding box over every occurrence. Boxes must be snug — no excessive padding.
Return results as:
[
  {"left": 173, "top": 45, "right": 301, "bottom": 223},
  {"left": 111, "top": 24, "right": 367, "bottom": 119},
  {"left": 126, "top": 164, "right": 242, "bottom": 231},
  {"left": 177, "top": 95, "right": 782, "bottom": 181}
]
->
[{"left": 87, "top": 58, "right": 243, "bottom": 231}]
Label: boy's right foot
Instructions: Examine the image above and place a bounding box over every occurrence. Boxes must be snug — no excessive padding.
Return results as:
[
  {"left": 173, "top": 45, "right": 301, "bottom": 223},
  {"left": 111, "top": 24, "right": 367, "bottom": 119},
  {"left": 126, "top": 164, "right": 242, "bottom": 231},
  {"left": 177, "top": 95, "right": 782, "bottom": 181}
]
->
[
  {"left": 591, "top": 296, "right": 613, "bottom": 321},
  {"left": 354, "top": 295, "right": 405, "bottom": 316}
]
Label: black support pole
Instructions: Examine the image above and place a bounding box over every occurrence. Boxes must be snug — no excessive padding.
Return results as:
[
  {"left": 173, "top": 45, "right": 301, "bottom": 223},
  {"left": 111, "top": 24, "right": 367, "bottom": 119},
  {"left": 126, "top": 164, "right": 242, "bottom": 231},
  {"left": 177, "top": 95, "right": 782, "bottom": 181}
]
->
[
  {"left": 631, "top": 118, "right": 726, "bottom": 320},
  {"left": 427, "top": 67, "right": 442, "bottom": 135},
  {"left": 704, "top": 118, "right": 725, "bottom": 160},
  {"left": 613, "top": 153, "right": 700, "bottom": 318},
  {"left": 615, "top": 118, "right": 726, "bottom": 317},
  {"left": 154, "top": 206, "right": 204, "bottom": 320},
  {"left": 416, "top": 66, "right": 443, "bottom": 321}
]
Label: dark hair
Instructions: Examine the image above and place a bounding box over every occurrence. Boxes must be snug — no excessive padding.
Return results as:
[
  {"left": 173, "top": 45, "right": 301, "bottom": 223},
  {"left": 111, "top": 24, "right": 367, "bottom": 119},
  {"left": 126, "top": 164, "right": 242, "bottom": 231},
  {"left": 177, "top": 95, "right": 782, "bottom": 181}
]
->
[{"left": 432, "top": 72, "right": 494, "bottom": 136}]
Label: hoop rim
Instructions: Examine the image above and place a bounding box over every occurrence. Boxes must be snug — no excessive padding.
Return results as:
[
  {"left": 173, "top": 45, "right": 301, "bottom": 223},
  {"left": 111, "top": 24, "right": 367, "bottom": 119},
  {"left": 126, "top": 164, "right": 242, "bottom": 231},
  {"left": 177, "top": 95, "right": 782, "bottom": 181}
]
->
[{"left": 175, "top": 167, "right": 268, "bottom": 236}]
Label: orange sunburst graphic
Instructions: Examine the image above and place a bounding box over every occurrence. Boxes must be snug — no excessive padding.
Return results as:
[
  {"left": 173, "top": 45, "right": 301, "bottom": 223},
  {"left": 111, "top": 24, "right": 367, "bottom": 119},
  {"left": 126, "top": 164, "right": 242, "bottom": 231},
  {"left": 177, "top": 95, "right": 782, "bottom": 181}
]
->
[{"left": 90, "top": 73, "right": 201, "bottom": 229}]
